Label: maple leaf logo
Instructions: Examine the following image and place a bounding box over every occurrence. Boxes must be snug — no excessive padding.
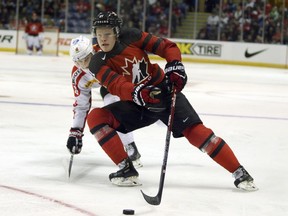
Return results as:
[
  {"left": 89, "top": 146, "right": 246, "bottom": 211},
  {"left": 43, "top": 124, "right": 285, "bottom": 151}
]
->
[{"left": 121, "top": 57, "right": 148, "bottom": 84}]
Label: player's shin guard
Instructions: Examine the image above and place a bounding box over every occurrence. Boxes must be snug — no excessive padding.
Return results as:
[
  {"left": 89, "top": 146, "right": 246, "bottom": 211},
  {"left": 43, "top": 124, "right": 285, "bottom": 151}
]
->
[
  {"left": 27, "top": 47, "right": 33, "bottom": 55},
  {"left": 87, "top": 108, "right": 128, "bottom": 165},
  {"left": 183, "top": 123, "right": 240, "bottom": 173}
]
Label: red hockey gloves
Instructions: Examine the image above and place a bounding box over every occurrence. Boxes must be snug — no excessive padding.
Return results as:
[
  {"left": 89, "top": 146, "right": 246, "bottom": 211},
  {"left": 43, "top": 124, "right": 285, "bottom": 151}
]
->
[
  {"left": 132, "top": 84, "right": 166, "bottom": 112},
  {"left": 66, "top": 128, "right": 83, "bottom": 154},
  {"left": 164, "top": 60, "right": 187, "bottom": 93}
]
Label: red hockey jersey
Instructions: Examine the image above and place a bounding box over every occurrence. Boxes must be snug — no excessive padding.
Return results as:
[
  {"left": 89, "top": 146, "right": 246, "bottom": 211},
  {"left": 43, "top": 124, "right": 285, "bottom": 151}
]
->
[
  {"left": 89, "top": 28, "right": 181, "bottom": 101},
  {"left": 25, "top": 20, "right": 43, "bottom": 36}
]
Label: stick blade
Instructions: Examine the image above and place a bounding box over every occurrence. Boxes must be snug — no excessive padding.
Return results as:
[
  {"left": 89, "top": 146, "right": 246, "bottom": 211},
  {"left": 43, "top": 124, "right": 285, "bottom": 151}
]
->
[
  {"left": 68, "top": 154, "right": 74, "bottom": 178},
  {"left": 140, "top": 190, "right": 161, "bottom": 205}
]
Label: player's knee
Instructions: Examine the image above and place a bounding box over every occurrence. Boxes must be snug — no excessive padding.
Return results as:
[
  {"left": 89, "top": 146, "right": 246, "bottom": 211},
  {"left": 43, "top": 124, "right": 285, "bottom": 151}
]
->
[
  {"left": 87, "top": 108, "right": 119, "bottom": 146},
  {"left": 183, "top": 123, "right": 226, "bottom": 157},
  {"left": 87, "top": 108, "right": 112, "bottom": 134},
  {"left": 183, "top": 123, "right": 213, "bottom": 148}
]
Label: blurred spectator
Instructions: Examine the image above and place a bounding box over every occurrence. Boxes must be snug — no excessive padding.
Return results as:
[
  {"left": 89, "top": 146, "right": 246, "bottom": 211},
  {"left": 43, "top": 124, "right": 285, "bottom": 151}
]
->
[
  {"left": 234, "top": 4, "right": 243, "bottom": 21},
  {"left": 0, "top": 7, "right": 10, "bottom": 29},
  {"left": 265, "top": 3, "right": 272, "bottom": 15},
  {"left": 269, "top": 6, "right": 280, "bottom": 22},
  {"left": 178, "top": 0, "right": 188, "bottom": 19},
  {"left": 197, "top": 27, "right": 208, "bottom": 40},
  {"left": 185, "top": 0, "right": 195, "bottom": 12},
  {"left": 24, "top": 12, "right": 44, "bottom": 55},
  {"left": 205, "top": 0, "right": 219, "bottom": 13},
  {"left": 207, "top": 8, "right": 220, "bottom": 27},
  {"left": 206, "top": 8, "right": 219, "bottom": 40},
  {"left": 76, "top": 0, "right": 90, "bottom": 13},
  {"left": 265, "top": 21, "right": 276, "bottom": 43},
  {"left": 173, "top": 1, "right": 183, "bottom": 26},
  {"left": 158, "top": 20, "right": 169, "bottom": 37}
]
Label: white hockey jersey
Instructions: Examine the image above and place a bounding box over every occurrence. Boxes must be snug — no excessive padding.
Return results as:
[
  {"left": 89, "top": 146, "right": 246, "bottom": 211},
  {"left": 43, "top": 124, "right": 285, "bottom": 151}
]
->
[{"left": 70, "top": 65, "right": 100, "bottom": 130}]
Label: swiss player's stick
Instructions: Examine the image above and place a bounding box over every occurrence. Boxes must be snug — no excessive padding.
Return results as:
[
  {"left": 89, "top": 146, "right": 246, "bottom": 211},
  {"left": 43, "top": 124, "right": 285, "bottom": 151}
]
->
[
  {"left": 68, "top": 154, "right": 74, "bottom": 178},
  {"left": 141, "top": 86, "right": 177, "bottom": 205}
]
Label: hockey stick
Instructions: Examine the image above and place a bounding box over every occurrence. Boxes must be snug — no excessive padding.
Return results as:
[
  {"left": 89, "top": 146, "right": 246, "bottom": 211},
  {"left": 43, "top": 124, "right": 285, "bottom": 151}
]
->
[
  {"left": 141, "top": 86, "right": 177, "bottom": 205},
  {"left": 68, "top": 154, "right": 74, "bottom": 178}
]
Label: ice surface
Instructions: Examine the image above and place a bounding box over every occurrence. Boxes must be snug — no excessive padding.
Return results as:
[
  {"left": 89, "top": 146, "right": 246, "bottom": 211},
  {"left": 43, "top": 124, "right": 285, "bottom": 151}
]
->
[{"left": 0, "top": 52, "right": 287, "bottom": 216}]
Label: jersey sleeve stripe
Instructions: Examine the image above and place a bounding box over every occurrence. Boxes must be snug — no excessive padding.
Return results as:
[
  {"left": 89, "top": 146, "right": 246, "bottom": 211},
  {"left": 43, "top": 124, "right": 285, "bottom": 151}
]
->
[
  {"left": 141, "top": 33, "right": 152, "bottom": 50},
  {"left": 152, "top": 38, "right": 163, "bottom": 53},
  {"left": 107, "top": 73, "right": 119, "bottom": 87},
  {"left": 101, "top": 68, "right": 112, "bottom": 84}
]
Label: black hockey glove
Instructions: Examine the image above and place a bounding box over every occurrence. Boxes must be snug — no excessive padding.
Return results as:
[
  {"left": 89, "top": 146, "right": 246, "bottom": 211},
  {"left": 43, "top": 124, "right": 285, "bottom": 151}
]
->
[
  {"left": 164, "top": 60, "right": 187, "bottom": 93},
  {"left": 132, "top": 84, "right": 166, "bottom": 112},
  {"left": 66, "top": 128, "right": 83, "bottom": 154}
]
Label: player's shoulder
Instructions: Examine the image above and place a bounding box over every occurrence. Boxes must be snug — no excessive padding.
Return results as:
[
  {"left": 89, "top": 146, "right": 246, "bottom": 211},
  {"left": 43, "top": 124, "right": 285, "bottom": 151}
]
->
[
  {"left": 119, "top": 27, "right": 142, "bottom": 44},
  {"left": 71, "top": 65, "right": 80, "bottom": 76},
  {"left": 71, "top": 65, "right": 86, "bottom": 80}
]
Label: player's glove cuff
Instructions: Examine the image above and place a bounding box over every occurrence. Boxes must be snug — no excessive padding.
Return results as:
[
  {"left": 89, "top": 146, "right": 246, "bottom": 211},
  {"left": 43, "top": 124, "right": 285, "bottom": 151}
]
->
[{"left": 164, "top": 60, "right": 187, "bottom": 93}]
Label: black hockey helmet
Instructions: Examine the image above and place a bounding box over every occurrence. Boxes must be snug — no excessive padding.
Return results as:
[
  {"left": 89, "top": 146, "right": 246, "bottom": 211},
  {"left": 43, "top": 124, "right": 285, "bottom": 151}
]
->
[{"left": 92, "top": 11, "right": 123, "bottom": 37}]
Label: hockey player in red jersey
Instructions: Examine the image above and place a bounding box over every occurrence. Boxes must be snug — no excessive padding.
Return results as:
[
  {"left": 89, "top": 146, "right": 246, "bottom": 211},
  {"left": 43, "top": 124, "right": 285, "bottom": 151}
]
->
[
  {"left": 66, "top": 35, "right": 142, "bottom": 168},
  {"left": 24, "top": 12, "right": 44, "bottom": 55},
  {"left": 84, "top": 11, "right": 257, "bottom": 190}
]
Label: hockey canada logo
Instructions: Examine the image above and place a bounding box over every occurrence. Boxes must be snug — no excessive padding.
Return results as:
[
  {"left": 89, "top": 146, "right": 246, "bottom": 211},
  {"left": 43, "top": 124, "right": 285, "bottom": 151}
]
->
[{"left": 121, "top": 57, "right": 149, "bottom": 84}]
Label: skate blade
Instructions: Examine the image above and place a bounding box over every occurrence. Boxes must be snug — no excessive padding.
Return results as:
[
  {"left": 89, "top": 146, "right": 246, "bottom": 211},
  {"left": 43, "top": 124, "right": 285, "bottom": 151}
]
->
[
  {"left": 111, "top": 176, "right": 142, "bottom": 187},
  {"left": 237, "top": 181, "right": 259, "bottom": 191}
]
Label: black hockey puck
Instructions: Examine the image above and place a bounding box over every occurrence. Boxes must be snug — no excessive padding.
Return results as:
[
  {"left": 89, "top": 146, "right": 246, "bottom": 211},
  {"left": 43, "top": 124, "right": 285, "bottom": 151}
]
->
[{"left": 123, "top": 209, "right": 135, "bottom": 215}]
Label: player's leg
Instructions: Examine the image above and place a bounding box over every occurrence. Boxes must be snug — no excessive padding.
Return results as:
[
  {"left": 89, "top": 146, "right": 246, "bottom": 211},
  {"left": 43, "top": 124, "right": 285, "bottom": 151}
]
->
[
  {"left": 26, "top": 36, "right": 33, "bottom": 55},
  {"left": 183, "top": 124, "right": 257, "bottom": 191},
  {"left": 171, "top": 93, "right": 258, "bottom": 191},
  {"left": 34, "top": 36, "right": 42, "bottom": 55},
  {"left": 101, "top": 87, "right": 142, "bottom": 167},
  {"left": 87, "top": 106, "right": 139, "bottom": 186},
  {"left": 117, "top": 132, "right": 142, "bottom": 168}
]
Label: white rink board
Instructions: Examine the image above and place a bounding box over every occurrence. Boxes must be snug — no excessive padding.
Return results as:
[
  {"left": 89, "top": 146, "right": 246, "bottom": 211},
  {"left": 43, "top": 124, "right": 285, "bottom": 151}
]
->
[
  {"left": 174, "top": 39, "right": 288, "bottom": 65},
  {"left": 0, "top": 29, "right": 288, "bottom": 68}
]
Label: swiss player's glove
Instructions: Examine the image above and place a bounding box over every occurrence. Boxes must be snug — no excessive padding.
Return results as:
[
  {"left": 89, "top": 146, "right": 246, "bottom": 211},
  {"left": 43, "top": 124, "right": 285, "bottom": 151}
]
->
[
  {"left": 132, "top": 84, "right": 166, "bottom": 112},
  {"left": 164, "top": 60, "right": 187, "bottom": 93},
  {"left": 66, "top": 128, "right": 83, "bottom": 154}
]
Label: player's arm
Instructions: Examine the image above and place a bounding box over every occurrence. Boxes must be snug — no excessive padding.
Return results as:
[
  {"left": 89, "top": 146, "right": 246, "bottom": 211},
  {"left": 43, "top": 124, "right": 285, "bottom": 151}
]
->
[
  {"left": 71, "top": 67, "right": 93, "bottom": 129},
  {"left": 67, "top": 67, "right": 93, "bottom": 154},
  {"left": 129, "top": 28, "right": 182, "bottom": 62},
  {"left": 134, "top": 30, "right": 186, "bottom": 93}
]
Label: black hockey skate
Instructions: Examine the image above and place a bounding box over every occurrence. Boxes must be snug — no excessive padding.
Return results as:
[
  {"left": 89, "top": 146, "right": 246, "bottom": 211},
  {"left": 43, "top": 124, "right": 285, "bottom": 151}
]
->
[
  {"left": 233, "top": 165, "right": 258, "bottom": 191},
  {"left": 125, "top": 142, "right": 143, "bottom": 168},
  {"left": 109, "top": 158, "right": 141, "bottom": 186}
]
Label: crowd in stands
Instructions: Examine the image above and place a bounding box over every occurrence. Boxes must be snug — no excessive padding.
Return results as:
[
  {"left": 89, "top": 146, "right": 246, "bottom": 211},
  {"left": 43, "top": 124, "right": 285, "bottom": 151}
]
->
[
  {"left": 0, "top": 0, "right": 66, "bottom": 31},
  {"left": 1, "top": 0, "right": 288, "bottom": 44},
  {"left": 0, "top": 0, "right": 188, "bottom": 36},
  {"left": 198, "top": 0, "right": 288, "bottom": 44},
  {"left": 118, "top": 0, "right": 189, "bottom": 37}
]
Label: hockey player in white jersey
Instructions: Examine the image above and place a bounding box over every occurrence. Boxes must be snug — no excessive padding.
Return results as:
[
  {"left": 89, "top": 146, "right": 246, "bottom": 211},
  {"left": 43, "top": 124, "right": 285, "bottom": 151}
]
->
[{"left": 66, "top": 35, "right": 142, "bottom": 168}]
